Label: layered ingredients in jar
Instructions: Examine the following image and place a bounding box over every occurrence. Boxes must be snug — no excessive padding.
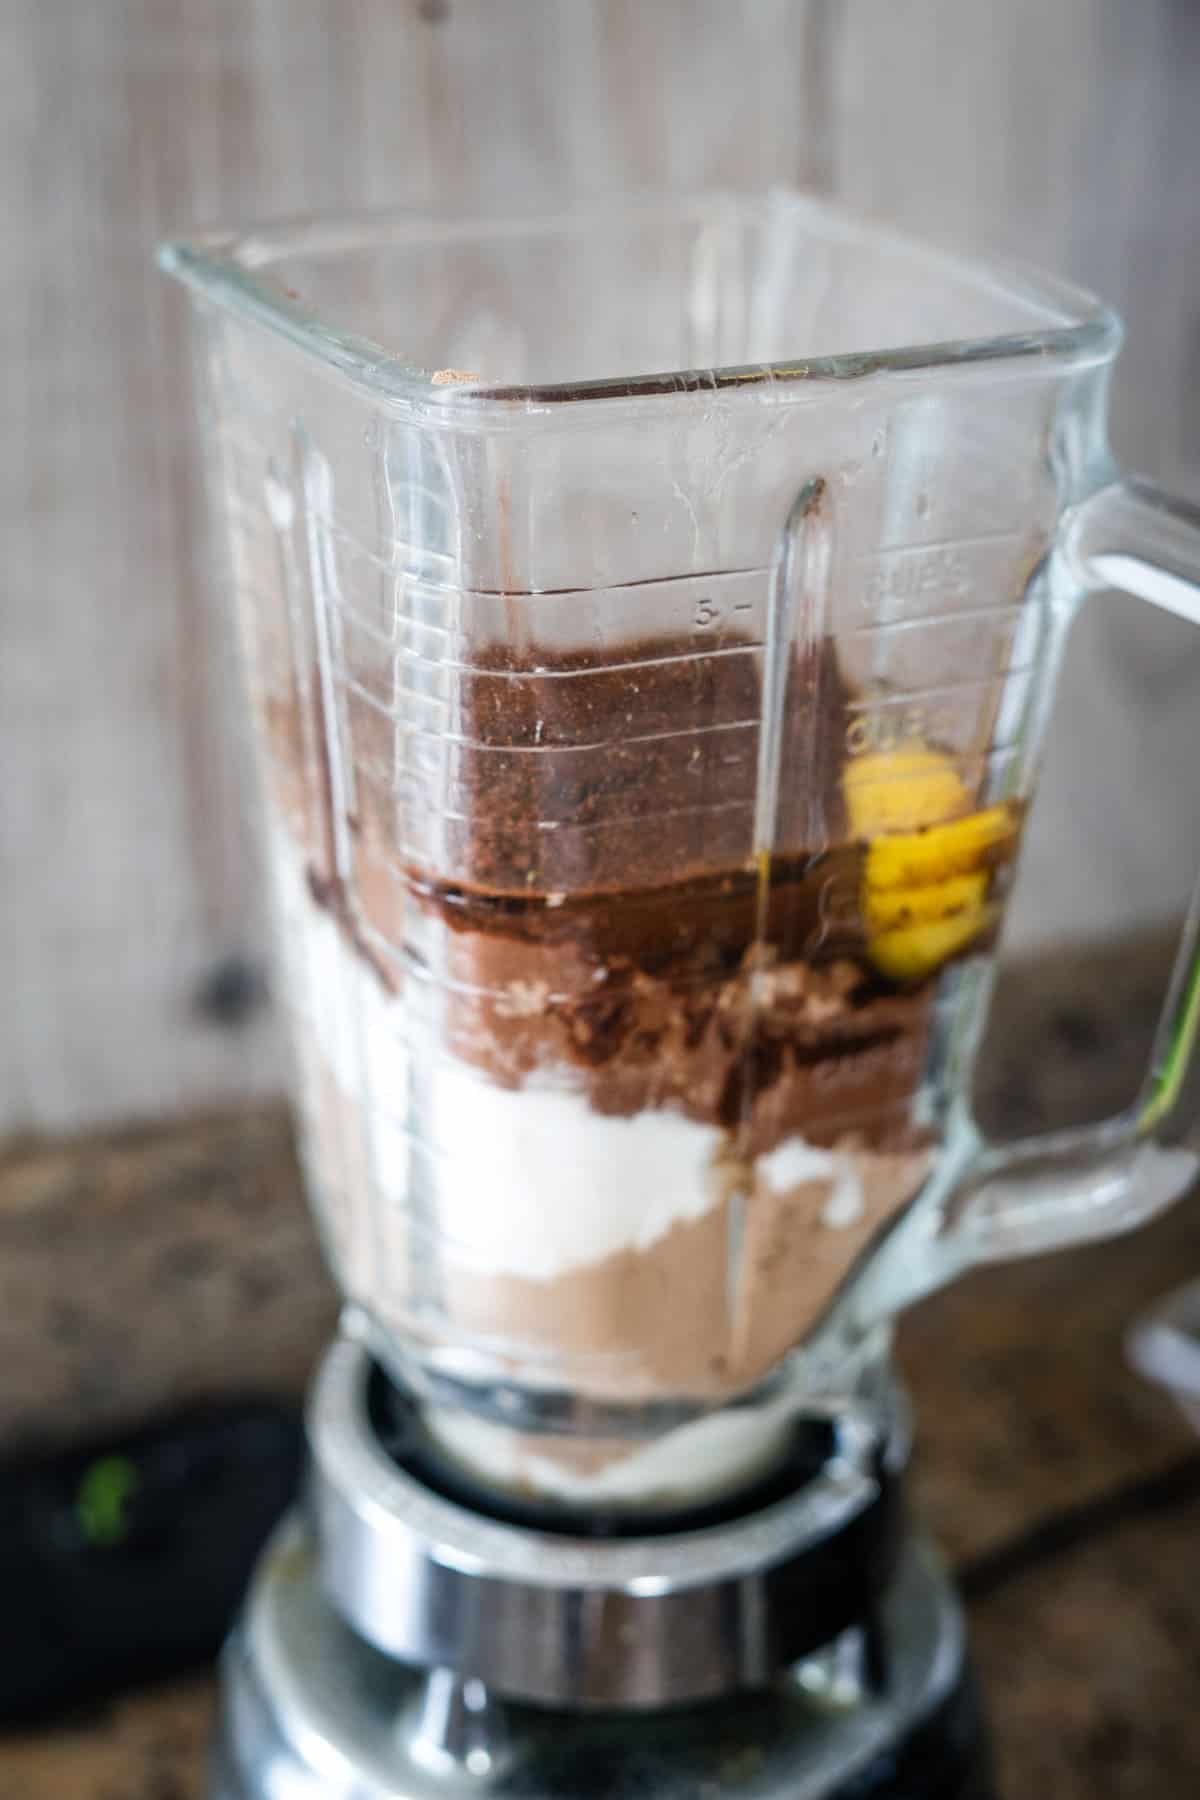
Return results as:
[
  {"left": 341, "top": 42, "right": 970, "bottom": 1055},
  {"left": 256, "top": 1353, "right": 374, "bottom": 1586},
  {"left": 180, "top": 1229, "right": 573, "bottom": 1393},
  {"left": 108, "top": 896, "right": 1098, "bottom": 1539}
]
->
[{"left": 252, "top": 623, "right": 1020, "bottom": 1502}]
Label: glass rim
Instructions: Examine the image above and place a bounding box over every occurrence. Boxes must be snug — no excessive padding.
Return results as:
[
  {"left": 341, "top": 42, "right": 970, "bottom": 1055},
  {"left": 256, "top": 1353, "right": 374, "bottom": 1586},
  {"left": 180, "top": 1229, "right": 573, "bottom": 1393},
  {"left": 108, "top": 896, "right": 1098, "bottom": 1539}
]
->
[{"left": 159, "top": 188, "right": 1123, "bottom": 417}]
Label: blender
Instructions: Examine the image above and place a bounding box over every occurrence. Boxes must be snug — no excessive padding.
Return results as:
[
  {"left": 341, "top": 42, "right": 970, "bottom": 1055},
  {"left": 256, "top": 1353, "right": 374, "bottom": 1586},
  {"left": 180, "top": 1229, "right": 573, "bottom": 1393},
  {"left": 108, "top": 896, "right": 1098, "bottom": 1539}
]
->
[{"left": 162, "top": 192, "right": 1200, "bottom": 1799}]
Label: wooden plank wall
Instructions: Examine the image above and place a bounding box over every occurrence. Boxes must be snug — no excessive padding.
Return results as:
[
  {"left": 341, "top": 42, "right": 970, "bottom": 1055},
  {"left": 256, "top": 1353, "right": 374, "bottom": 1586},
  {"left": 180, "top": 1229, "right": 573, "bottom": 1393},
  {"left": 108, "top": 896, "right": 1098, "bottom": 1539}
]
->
[{"left": 4, "top": 0, "right": 1199, "bottom": 1135}]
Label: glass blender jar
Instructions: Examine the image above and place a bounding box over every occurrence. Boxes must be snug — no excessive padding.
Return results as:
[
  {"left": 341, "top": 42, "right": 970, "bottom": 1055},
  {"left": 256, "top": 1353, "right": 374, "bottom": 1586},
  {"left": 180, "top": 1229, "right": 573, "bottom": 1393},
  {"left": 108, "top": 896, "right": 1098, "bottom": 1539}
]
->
[{"left": 163, "top": 192, "right": 1200, "bottom": 1799}]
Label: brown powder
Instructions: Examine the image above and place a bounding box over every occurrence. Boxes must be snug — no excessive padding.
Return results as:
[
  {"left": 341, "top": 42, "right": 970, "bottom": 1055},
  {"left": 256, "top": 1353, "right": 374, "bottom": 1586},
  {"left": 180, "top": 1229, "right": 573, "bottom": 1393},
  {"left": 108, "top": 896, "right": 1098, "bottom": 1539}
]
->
[{"left": 390, "top": 1137, "right": 931, "bottom": 1404}]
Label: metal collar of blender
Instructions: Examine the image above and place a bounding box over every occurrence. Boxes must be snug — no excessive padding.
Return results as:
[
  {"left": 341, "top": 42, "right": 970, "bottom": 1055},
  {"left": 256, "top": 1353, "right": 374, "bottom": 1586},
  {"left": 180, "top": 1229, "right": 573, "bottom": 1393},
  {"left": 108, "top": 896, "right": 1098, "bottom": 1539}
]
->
[{"left": 306, "top": 1337, "right": 908, "bottom": 1712}]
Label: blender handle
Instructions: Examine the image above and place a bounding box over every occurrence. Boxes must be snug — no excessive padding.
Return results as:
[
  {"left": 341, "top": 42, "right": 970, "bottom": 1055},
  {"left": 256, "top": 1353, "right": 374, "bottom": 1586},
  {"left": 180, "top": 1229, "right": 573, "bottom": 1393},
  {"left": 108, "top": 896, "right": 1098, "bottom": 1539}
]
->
[{"left": 934, "top": 477, "right": 1200, "bottom": 1279}]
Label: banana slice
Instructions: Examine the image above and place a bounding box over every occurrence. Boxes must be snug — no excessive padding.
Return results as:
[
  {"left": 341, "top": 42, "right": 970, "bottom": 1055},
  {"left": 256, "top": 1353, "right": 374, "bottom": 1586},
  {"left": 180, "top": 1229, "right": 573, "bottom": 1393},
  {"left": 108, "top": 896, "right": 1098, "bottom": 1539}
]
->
[
  {"left": 842, "top": 743, "right": 1019, "bottom": 982},
  {"left": 867, "top": 905, "right": 997, "bottom": 983},
  {"left": 844, "top": 747, "right": 971, "bottom": 836},
  {"left": 865, "top": 805, "right": 1018, "bottom": 892},
  {"left": 863, "top": 869, "right": 988, "bottom": 934}
]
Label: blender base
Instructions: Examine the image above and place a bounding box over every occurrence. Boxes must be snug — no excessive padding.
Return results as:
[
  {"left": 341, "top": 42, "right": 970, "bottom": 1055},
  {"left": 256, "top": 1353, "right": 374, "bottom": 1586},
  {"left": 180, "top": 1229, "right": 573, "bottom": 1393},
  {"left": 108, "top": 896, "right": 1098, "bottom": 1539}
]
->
[
  {"left": 212, "top": 1520, "right": 991, "bottom": 1799},
  {"left": 211, "top": 1339, "right": 993, "bottom": 1799}
]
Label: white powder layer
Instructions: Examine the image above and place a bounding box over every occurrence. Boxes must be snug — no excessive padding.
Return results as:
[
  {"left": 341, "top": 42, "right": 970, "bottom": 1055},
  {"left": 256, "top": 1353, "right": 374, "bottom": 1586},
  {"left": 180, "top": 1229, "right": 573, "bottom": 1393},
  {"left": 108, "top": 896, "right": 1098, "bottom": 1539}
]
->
[
  {"left": 263, "top": 823, "right": 410, "bottom": 1208},
  {"left": 426, "top": 1397, "right": 799, "bottom": 1509},
  {"left": 424, "top": 1059, "right": 726, "bottom": 1280},
  {"left": 263, "top": 829, "right": 387, "bottom": 1091},
  {"left": 758, "top": 1138, "right": 866, "bottom": 1228},
  {"left": 261, "top": 824, "right": 734, "bottom": 1284}
]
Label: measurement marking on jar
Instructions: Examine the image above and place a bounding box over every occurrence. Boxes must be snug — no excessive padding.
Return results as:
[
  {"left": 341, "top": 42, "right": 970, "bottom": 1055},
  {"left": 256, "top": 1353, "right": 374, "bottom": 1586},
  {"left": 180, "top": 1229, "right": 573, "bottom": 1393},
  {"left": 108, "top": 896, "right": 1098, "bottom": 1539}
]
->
[
  {"left": 848, "top": 598, "right": 1026, "bottom": 640},
  {"left": 867, "top": 546, "right": 970, "bottom": 605},
  {"left": 867, "top": 530, "right": 1024, "bottom": 556},
  {"left": 860, "top": 532, "right": 1026, "bottom": 617},
  {"left": 846, "top": 668, "right": 1034, "bottom": 710},
  {"left": 693, "top": 596, "right": 759, "bottom": 628}
]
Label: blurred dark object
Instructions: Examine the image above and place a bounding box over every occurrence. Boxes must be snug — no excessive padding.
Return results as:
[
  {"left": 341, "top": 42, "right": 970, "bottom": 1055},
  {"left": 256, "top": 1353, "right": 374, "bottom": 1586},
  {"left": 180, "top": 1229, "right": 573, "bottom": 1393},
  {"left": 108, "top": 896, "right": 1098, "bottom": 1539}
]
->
[{"left": 0, "top": 1400, "right": 302, "bottom": 1727}]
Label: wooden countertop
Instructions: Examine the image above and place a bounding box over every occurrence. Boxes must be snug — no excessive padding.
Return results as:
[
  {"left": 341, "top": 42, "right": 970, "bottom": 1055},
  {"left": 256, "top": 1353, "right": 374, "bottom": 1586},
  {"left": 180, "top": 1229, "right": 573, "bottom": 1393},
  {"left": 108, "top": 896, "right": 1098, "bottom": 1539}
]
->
[{"left": 1, "top": 929, "right": 1198, "bottom": 1797}]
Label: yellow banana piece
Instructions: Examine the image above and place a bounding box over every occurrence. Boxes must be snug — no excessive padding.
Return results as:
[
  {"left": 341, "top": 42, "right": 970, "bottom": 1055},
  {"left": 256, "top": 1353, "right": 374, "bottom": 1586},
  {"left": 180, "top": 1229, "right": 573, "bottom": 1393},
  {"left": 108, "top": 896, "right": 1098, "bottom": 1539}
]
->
[
  {"left": 842, "top": 743, "right": 1019, "bottom": 982},
  {"left": 864, "top": 805, "right": 1018, "bottom": 892},
  {"left": 863, "top": 869, "right": 988, "bottom": 934},
  {"left": 844, "top": 747, "right": 971, "bottom": 836},
  {"left": 867, "top": 906, "right": 998, "bottom": 983}
]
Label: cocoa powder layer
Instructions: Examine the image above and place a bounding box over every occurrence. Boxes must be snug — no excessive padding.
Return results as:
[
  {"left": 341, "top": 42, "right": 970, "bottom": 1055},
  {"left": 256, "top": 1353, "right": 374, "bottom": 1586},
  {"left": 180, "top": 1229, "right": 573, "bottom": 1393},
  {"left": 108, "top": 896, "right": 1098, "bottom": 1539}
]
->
[
  {"left": 433, "top": 921, "right": 931, "bottom": 1151},
  {"left": 394, "top": 632, "right": 853, "bottom": 897},
  {"left": 258, "top": 629, "right": 852, "bottom": 930},
  {"left": 254, "top": 628, "right": 938, "bottom": 1152}
]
